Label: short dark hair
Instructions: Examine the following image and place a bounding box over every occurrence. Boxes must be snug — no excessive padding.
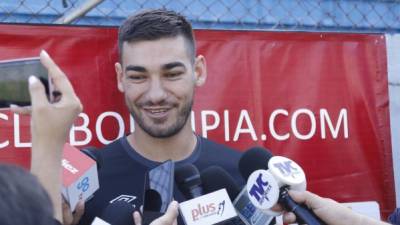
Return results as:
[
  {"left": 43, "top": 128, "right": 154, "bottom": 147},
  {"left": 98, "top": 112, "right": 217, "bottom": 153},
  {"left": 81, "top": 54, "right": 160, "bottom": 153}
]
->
[
  {"left": 0, "top": 164, "right": 54, "bottom": 225},
  {"left": 118, "top": 9, "right": 196, "bottom": 63}
]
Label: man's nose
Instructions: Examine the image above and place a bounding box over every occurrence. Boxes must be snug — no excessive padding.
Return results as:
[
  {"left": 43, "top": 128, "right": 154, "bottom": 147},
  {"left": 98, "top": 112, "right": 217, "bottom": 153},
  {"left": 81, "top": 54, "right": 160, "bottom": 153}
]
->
[{"left": 146, "top": 78, "right": 167, "bottom": 104}]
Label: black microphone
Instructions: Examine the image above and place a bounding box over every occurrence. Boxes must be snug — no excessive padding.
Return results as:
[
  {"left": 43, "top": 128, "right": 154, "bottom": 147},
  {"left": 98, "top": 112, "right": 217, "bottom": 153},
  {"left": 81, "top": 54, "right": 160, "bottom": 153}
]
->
[
  {"left": 175, "top": 164, "right": 203, "bottom": 199},
  {"left": 238, "top": 147, "right": 273, "bottom": 180},
  {"left": 240, "top": 147, "right": 326, "bottom": 225},
  {"left": 201, "top": 166, "right": 240, "bottom": 199},
  {"left": 100, "top": 201, "right": 135, "bottom": 225},
  {"left": 279, "top": 187, "right": 325, "bottom": 225},
  {"left": 176, "top": 164, "right": 238, "bottom": 225},
  {"left": 201, "top": 166, "right": 244, "bottom": 225}
]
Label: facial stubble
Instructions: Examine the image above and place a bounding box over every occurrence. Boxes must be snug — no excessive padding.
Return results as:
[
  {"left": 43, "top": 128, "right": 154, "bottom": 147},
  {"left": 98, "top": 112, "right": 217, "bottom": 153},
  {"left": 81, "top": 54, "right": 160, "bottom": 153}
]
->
[{"left": 127, "top": 93, "right": 194, "bottom": 138}]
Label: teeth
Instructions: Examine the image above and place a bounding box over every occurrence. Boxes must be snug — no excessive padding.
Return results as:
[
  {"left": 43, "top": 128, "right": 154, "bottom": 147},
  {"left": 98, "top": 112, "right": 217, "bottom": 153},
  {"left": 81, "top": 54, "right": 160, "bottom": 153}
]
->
[{"left": 149, "top": 109, "right": 167, "bottom": 113}]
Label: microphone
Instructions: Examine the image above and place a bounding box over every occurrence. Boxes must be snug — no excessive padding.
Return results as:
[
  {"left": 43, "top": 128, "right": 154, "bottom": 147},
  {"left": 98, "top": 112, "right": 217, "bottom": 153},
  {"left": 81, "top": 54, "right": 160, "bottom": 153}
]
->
[
  {"left": 268, "top": 155, "right": 307, "bottom": 193},
  {"left": 176, "top": 164, "right": 237, "bottom": 225},
  {"left": 240, "top": 147, "right": 325, "bottom": 225},
  {"left": 268, "top": 155, "right": 322, "bottom": 224},
  {"left": 201, "top": 166, "right": 275, "bottom": 225},
  {"left": 62, "top": 143, "right": 99, "bottom": 211},
  {"left": 200, "top": 166, "right": 240, "bottom": 199},
  {"left": 238, "top": 147, "right": 282, "bottom": 216},
  {"left": 175, "top": 164, "right": 204, "bottom": 199},
  {"left": 238, "top": 147, "right": 273, "bottom": 180},
  {"left": 99, "top": 201, "right": 135, "bottom": 225},
  {"left": 245, "top": 169, "right": 280, "bottom": 213}
]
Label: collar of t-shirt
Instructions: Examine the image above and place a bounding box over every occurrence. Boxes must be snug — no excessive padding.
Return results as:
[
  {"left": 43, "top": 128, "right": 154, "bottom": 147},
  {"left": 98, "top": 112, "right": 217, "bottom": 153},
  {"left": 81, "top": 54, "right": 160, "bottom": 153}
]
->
[{"left": 119, "top": 135, "right": 202, "bottom": 168}]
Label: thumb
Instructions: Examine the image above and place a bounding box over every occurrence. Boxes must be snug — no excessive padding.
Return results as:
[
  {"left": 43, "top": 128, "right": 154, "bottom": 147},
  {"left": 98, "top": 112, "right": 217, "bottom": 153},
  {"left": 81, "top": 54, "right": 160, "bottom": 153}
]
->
[
  {"left": 153, "top": 201, "right": 179, "bottom": 224},
  {"left": 163, "top": 201, "right": 179, "bottom": 222},
  {"left": 133, "top": 211, "right": 142, "bottom": 225}
]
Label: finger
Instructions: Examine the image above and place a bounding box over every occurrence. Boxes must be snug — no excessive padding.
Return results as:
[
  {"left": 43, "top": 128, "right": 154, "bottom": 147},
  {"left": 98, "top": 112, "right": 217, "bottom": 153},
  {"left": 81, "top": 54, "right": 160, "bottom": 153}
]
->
[
  {"left": 270, "top": 202, "right": 284, "bottom": 212},
  {"left": 72, "top": 200, "right": 85, "bottom": 225},
  {"left": 288, "top": 190, "right": 324, "bottom": 210},
  {"left": 62, "top": 200, "right": 73, "bottom": 225},
  {"left": 9, "top": 105, "right": 31, "bottom": 115},
  {"left": 133, "top": 211, "right": 142, "bottom": 225},
  {"left": 282, "top": 211, "right": 297, "bottom": 224},
  {"left": 28, "top": 76, "right": 49, "bottom": 108},
  {"left": 159, "top": 201, "right": 179, "bottom": 223},
  {"left": 40, "top": 50, "right": 75, "bottom": 98}
]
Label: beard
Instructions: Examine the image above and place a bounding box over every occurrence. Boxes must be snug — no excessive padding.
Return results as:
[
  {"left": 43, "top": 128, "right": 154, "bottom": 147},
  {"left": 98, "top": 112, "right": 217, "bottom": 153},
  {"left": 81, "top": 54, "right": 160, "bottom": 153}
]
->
[{"left": 127, "top": 97, "right": 193, "bottom": 138}]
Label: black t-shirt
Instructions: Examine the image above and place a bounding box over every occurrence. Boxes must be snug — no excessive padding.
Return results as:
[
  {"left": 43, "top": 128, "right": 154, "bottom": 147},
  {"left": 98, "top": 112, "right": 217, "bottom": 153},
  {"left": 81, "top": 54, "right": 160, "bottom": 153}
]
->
[{"left": 79, "top": 135, "right": 244, "bottom": 225}]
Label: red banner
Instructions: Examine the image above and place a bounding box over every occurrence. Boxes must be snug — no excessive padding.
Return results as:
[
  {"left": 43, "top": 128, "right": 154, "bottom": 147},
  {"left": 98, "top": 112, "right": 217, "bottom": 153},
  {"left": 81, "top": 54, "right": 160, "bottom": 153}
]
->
[{"left": 0, "top": 24, "right": 394, "bottom": 216}]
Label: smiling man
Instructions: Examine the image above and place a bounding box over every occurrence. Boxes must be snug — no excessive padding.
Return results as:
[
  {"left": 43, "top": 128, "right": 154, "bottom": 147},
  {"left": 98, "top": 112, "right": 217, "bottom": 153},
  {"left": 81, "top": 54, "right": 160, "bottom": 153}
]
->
[
  {"left": 66, "top": 9, "right": 244, "bottom": 225},
  {"left": 115, "top": 34, "right": 203, "bottom": 161}
]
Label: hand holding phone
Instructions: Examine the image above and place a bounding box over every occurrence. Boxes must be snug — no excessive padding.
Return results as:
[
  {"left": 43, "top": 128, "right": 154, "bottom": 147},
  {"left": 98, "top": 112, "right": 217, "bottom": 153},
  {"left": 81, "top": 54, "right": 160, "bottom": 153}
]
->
[
  {"left": 10, "top": 50, "right": 83, "bottom": 223},
  {"left": 0, "top": 57, "right": 53, "bottom": 108}
]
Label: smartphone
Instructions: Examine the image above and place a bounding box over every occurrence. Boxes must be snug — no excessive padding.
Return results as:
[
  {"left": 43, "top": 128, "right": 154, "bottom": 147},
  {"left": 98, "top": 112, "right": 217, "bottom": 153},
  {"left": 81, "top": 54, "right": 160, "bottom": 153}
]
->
[
  {"left": 0, "top": 57, "right": 52, "bottom": 108},
  {"left": 142, "top": 160, "right": 175, "bottom": 224}
]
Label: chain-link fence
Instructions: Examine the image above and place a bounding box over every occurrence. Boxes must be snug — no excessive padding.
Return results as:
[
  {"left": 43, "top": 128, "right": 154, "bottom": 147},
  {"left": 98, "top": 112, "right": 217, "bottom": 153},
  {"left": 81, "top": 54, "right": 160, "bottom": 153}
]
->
[{"left": 0, "top": 0, "right": 400, "bottom": 33}]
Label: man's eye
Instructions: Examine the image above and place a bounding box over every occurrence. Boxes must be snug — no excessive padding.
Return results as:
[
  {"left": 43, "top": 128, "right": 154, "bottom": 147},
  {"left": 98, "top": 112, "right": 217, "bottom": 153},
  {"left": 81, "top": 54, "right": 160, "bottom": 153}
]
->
[
  {"left": 165, "top": 72, "right": 183, "bottom": 79},
  {"left": 127, "top": 74, "right": 146, "bottom": 81}
]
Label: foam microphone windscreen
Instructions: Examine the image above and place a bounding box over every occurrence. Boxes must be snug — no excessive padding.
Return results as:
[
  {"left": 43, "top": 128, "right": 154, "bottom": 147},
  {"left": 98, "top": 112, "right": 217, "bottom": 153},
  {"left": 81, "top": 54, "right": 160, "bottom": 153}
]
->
[
  {"left": 238, "top": 147, "right": 273, "bottom": 180},
  {"left": 200, "top": 166, "right": 241, "bottom": 200},
  {"left": 175, "top": 164, "right": 203, "bottom": 199},
  {"left": 100, "top": 201, "right": 135, "bottom": 225}
]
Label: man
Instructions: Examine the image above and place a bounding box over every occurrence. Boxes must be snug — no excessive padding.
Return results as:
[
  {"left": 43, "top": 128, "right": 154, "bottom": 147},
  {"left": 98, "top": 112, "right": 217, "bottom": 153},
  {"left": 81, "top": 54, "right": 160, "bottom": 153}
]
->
[{"left": 65, "top": 9, "right": 243, "bottom": 225}]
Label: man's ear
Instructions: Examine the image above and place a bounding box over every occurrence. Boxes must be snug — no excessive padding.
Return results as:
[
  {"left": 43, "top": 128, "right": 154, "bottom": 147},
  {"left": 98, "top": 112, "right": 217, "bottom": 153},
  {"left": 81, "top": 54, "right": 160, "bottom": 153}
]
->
[
  {"left": 115, "top": 62, "right": 124, "bottom": 92},
  {"left": 194, "top": 55, "right": 207, "bottom": 87}
]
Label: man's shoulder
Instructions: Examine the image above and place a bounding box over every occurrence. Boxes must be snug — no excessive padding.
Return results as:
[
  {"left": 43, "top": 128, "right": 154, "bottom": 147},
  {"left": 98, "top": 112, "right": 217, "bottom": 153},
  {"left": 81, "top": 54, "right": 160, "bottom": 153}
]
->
[
  {"left": 93, "top": 137, "right": 127, "bottom": 159},
  {"left": 85, "top": 137, "right": 135, "bottom": 170},
  {"left": 98, "top": 137, "right": 124, "bottom": 152}
]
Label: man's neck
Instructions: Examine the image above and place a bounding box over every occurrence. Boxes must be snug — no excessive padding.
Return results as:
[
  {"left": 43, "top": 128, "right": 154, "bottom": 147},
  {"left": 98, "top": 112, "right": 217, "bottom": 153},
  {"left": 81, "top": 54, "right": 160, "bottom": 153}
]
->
[{"left": 126, "top": 124, "right": 197, "bottom": 162}]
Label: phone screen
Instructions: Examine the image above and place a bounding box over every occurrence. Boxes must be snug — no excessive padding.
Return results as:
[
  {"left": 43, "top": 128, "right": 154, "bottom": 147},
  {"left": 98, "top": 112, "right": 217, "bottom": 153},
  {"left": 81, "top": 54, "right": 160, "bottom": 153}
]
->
[
  {"left": 0, "top": 57, "right": 50, "bottom": 108},
  {"left": 142, "top": 160, "right": 174, "bottom": 223}
]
